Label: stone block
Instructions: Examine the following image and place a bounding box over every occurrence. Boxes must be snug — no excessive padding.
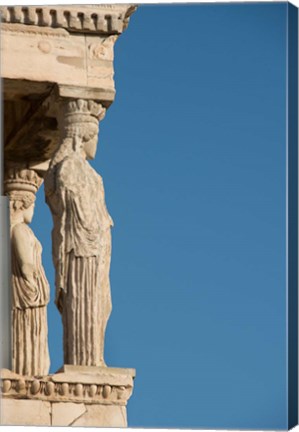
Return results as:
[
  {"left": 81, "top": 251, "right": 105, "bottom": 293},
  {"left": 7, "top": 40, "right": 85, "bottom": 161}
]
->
[
  {"left": 51, "top": 402, "right": 86, "bottom": 426},
  {"left": 72, "top": 404, "right": 127, "bottom": 427},
  {"left": 0, "top": 399, "right": 51, "bottom": 426},
  {"left": 53, "top": 364, "right": 136, "bottom": 387}
]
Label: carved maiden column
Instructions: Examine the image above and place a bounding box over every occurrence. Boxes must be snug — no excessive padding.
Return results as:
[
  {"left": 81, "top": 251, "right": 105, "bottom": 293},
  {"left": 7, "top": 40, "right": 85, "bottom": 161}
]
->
[
  {"left": 44, "top": 99, "right": 112, "bottom": 367},
  {"left": 4, "top": 168, "right": 50, "bottom": 376}
]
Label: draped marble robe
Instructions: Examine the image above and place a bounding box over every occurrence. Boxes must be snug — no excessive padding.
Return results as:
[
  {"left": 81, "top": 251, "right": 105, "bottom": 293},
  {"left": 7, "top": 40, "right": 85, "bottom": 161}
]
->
[
  {"left": 11, "top": 223, "right": 50, "bottom": 376},
  {"left": 45, "top": 153, "right": 113, "bottom": 366}
]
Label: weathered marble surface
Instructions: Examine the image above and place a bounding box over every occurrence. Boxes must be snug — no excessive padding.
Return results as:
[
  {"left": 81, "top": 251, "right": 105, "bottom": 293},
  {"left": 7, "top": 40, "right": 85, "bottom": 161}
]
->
[
  {"left": 2, "top": 4, "right": 136, "bottom": 164},
  {"left": 1, "top": 399, "right": 51, "bottom": 426},
  {"left": 1, "top": 4, "right": 136, "bottom": 108},
  {"left": 45, "top": 99, "right": 113, "bottom": 367},
  {"left": 1, "top": 4, "right": 137, "bottom": 427},
  {"left": 0, "top": 5, "right": 136, "bottom": 34},
  {"left": 0, "top": 366, "right": 135, "bottom": 426},
  {"left": 4, "top": 168, "right": 50, "bottom": 376}
]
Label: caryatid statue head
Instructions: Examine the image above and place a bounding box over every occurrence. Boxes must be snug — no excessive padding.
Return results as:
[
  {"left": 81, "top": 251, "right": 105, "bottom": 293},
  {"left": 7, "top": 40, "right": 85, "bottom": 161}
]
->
[
  {"left": 4, "top": 167, "right": 43, "bottom": 225},
  {"left": 59, "top": 98, "right": 106, "bottom": 160}
]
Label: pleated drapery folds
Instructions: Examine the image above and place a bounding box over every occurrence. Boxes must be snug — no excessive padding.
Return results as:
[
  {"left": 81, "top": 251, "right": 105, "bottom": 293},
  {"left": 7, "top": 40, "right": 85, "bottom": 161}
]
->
[
  {"left": 12, "top": 307, "right": 49, "bottom": 376},
  {"left": 11, "top": 224, "right": 50, "bottom": 376},
  {"left": 62, "top": 231, "right": 112, "bottom": 366},
  {"left": 45, "top": 153, "right": 113, "bottom": 367}
]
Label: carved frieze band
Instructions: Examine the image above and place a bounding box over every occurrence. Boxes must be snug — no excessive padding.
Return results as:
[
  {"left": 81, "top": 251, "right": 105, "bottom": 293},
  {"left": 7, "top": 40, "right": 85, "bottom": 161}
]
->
[
  {"left": 0, "top": 376, "right": 133, "bottom": 406},
  {"left": 0, "top": 5, "right": 136, "bottom": 35}
]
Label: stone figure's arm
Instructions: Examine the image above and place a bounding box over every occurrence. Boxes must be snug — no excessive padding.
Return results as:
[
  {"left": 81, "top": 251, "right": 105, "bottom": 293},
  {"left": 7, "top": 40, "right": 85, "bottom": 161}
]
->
[
  {"left": 57, "top": 157, "right": 82, "bottom": 195},
  {"left": 59, "top": 158, "right": 100, "bottom": 229},
  {"left": 49, "top": 179, "right": 67, "bottom": 311},
  {"left": 55, "top": 187, "right": 67, "bottom": 313},
  {"left": 11, "top": 224, "right": 36, "bottom": 288},
  {"left": 45, "top": 162, "right": 69, "bottom": 310},
  {"left": 98, "top": 174, "right": 114, "bottom": 228}
]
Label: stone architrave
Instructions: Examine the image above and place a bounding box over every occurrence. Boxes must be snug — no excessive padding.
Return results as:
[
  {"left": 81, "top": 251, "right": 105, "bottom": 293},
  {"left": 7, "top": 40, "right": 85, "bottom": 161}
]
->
[
  {"left": 4, "top": 168, "right": 50, "bottom": 376},
  {"left": 44, "top": 99, "right": 113, "bottom": 367}
]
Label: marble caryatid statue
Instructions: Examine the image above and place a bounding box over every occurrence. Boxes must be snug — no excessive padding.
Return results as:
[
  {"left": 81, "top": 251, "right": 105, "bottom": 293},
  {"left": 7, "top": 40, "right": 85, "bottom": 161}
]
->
[
  {"left": 4, "top": 168, "right": 50, "bottom": 376},
  {"left": 44, "top": 99, "right": 113, "bottom": 366}
]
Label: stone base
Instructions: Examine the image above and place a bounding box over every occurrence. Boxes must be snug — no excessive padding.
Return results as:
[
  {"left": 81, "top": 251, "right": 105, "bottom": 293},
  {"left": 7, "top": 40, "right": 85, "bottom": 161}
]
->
[
  {"left": 1, "top": 399, "right": 128, "bottom": 427},
  {"left": 0, "top": 365, "right": 136, "bottom": 427}
]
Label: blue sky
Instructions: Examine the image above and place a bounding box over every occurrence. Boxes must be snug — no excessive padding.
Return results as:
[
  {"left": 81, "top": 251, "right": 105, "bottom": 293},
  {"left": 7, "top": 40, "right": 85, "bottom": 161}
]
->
[{"left": 33, "top": 3, "right": 289, "bottom": 429}]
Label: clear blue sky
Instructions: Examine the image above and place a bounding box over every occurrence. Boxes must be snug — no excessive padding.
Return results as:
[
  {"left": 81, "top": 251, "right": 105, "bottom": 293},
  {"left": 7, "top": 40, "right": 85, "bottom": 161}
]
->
[{"left": 33, "top": 3, "right": 289, "bottom": 429}]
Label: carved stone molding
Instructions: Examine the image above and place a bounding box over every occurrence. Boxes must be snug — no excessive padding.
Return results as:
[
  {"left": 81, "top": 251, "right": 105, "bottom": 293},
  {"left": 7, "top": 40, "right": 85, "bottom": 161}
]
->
[
  {"left": 0, "top": 5, "right": 137, "bottom": 35},
  {"left": 0, "top": 367, "right": 135, "bottom": 406}
]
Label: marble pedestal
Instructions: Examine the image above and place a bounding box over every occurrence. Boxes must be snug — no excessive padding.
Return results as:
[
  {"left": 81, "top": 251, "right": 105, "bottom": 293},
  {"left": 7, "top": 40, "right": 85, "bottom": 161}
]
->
[{"left": 0, "top": 365, "right": 135, "bottom": 427}]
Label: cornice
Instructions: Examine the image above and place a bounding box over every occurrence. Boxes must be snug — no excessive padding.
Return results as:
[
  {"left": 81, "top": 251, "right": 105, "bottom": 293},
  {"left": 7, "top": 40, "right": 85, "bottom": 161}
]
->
[{"left": 0, "top": 5, "right": 137, "bottom": 35}]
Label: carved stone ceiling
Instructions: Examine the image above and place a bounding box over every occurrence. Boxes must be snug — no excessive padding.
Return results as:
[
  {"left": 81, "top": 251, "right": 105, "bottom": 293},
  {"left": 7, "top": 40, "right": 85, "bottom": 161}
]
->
[{"left": 1, "top": 4, "right": 136, "bottom": 165}]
